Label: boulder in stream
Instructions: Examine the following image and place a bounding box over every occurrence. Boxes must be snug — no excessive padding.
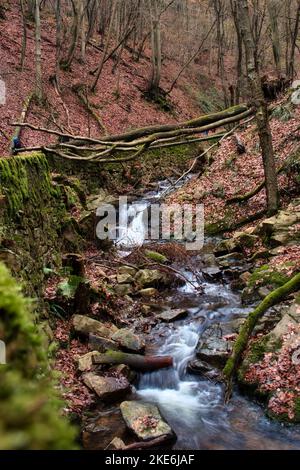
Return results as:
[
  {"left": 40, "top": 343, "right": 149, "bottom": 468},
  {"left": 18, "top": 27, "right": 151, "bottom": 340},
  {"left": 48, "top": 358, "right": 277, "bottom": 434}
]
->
[
  {"left": 157, "top": 308, "right": 188, "bottom": 322},
  {"left": 82, "top": 408, "right": 127, "bottom": 450},
  {"left": 120, "top": 401, "right": 174, "bottom": 441}
]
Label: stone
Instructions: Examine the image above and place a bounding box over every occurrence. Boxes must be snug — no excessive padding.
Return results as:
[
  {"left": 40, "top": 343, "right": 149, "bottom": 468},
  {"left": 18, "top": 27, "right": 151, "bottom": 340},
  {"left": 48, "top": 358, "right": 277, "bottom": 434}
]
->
[
  {"left": 114, "top": 284, "right": 133, "bottom": 296},
  {"left": 202, "top": 253, "right": 218, "bottom": 267},
  {"left": 111, "top": 328, "right": 145, "bottom": 353},
  {"left": 232, "top": 231, "right": 258, "bottom": 248},
  {"left": 83, "top": 372, "right": 130, "bottom": 401},
  {"left": 157, "top": 308, "right": 188, "bottom": 322},
  {"left": 88, "top": 334, "right": 119, "bottom": 353},
  {"left": 109, "top": 364, "right": 136, "bottom": 383},
  {"left": 105, "top": 437, "right": 126, "bottom": 450},
  {"left": 196, "top": 324, "right": 233, "bottom": 367},
  {"left": 187, "top": 359, "right": 222, "bottom": 381},
  {"left": 117, "top": 273, "right": 134, "bottom": 284},
  {"left": 258, "top": 286, "right": 272, "bottom": 299},
  {"left": 217, "top": 252, "right": 244, "bottom": 268},
  {"left": 120, "top": 401, "right": 174, "bottom": 441},
  {"left": 82, "top": 408, "right": 127, "bottom": 450},
  {"left": 77, "top": 351, "right": 100, "bottom": 372},
  {"left": 135, "top": 269, "right": 163, "bottom": 287},
  {"left": 214, "top": 238, "right": 238, "bottom": 255},
  {"left": 72, "top": 315, "right": 116, "bottom": 338},
  {"left": 202, "top": 266, "right": 222, "bottom": 281},
  {"left": 138, "top": 288, "right": 158, "bottom": 298},
  {"left": 118, "top": 265, "right": 137, "bottom": 277}
]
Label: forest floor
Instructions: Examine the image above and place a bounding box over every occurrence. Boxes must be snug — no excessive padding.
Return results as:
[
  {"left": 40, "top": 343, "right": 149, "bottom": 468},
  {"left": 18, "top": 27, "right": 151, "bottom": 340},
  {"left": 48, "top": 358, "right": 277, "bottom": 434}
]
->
[{"left": 0, "top": 0, "right": 206, "bottom": 155}]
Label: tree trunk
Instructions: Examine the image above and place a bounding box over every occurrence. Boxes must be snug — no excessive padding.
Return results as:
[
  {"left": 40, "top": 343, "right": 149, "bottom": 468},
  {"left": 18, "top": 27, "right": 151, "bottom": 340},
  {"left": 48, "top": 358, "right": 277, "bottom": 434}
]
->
[
  {"left": 268, "top": 0, "right": 282, "bottom": 76},
  {"left": 34, "top": 0, "right": 42, "bottom": 101},
  {"left": 93, "top": 350, "right": 173, "bottom": 371},
  {"left": 237, "top": 0, "right": 279, "bottom": 215},
  {"left": 147, "top": 0, "right": 162, "bottom": 95}
]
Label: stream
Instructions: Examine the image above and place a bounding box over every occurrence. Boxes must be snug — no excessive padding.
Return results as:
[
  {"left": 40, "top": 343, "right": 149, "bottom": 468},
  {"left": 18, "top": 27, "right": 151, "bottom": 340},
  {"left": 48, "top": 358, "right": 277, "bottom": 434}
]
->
[{"left": 115, "top": 178, "right": 300, "bottom": 450}]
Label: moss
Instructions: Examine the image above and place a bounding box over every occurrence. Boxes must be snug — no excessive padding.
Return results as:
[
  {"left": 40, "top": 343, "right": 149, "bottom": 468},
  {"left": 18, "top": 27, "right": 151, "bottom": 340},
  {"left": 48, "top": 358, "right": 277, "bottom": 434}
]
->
[
  {"left": 0, "top": 262, "right": 77, "bottom": 449},
  {"left": 249, "top": 265, "right": 290, "bottom": 289}
]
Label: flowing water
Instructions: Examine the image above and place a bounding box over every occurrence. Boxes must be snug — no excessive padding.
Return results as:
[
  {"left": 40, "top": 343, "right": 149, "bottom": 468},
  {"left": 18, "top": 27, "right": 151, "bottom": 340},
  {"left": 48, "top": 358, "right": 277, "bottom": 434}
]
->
[{"left": 116, "top": 179, "right": 300, "bottom": 450}]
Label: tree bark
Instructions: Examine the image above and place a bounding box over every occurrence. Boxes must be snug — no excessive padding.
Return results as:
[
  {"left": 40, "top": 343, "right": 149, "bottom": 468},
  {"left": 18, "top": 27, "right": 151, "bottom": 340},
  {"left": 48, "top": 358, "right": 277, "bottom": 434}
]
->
[
  {"left": 34, "top": 0, "right": 42, "bottom": 101},
  {"left": 93, "top": 350, "right": 173, "bottom": 371}
]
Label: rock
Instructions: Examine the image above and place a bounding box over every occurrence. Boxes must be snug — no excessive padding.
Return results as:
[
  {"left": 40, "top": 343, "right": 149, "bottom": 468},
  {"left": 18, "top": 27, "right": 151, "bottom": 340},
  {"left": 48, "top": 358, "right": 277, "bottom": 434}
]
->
[
  {"left": 117, "top": 273, "right": 134, "bottom": 284},
  {"left": 82, "top": 408, "right": 127, "bottom": 450},
  {"left": 106, "top": 437, "right": 126, "bottom": 450},
  {"left": 135, "top": 269, "right": 163, "bottom": 287},
  {"left": 217, "top": 252, "right": 244, "bottom": 268},
  {"left": 232, "top": 232, "right": 258, "bottom": 248},
  {"left": 138, "top": 288, "right": 158, "bottom": 298},
  {"left": 111, "top": 329, "right": 145, "bottom": 353},
  {"left": 145, "top": 250, "right": 168, "bottom": 264},
  {"left": 258, "top": 286, "right": 272, "bottom": 299},
  {"left": 240, "top": 271, "right": 251, "bottom": 285},
  {"left": 72, "top": 315, "right": 116, "bottom": 338},
  {"left": 141, "top": 304, "right": 152, "bottom": 315},
  {"left": 108, "top": 364, "right": 135, "bottom": 382},
  {"left": 202, "top": 253, "right": 218, "bottom": 267},
  {"left": 77, "top": 351, "right": 100, "bottom": 372},
  {"left": 118, "top": 265, "right": 137, "bottom": 277},
  {"left": 114, "top": 284, "right": 133, "bottom": 296},
  {"left": 214, "top": 238, "right": 238, "bottom": 255},
  {"left": 187, "top": 359, "right": 222, "bottom": 381},
  {"left": 202, "top": 266, "right": 222, "bottom": 281},
  {"left": 196, "top": 324, "right": 233, "bottom": 368},
  {"left": 157, "top": 308, "right": 188, "bottom": 322},
  {"left": 88, "top": 334, "right": 119, "bottom": 353},
  {"left": 83, "top": 372, "right": 131, "bottom": 401},
  {"left": 120, "top": 401, "right": 174, "bottom": 441}
]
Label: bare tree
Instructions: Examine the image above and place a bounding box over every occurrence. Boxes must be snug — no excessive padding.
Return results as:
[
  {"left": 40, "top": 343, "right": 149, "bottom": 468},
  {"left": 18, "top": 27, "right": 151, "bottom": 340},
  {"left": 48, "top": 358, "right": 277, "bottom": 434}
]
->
[{"left": 237, "top": 0, "right": 279, "bottom": 214}]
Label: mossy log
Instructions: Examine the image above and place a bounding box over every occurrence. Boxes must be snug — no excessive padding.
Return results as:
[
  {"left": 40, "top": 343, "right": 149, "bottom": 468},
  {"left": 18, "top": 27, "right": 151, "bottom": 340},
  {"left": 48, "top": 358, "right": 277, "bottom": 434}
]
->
[
  {"left": 223, "top": 272, "right": 300, "bottom": 400},
  {"left": 11, "top": 104, "right": 254, "bottom": 164},
  {"left": 93, "top": 349, "right": 173, "bottom": 371}
]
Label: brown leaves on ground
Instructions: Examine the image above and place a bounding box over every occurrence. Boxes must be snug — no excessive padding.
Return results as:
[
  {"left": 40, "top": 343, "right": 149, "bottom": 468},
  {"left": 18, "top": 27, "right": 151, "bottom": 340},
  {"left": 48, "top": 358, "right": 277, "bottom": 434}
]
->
[{"left": 244, "top": 324, "right": 300, "bottom": 421}]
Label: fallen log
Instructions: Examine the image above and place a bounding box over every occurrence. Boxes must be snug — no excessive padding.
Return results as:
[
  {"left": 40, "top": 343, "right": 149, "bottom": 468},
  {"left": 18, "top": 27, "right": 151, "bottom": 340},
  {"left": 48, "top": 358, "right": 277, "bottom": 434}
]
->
[
  {"left": 93, "top": 349, "right": 173, "bottom": 371},
  {"left": 223, "top": 271, "right": 300, "bottom": 402}
]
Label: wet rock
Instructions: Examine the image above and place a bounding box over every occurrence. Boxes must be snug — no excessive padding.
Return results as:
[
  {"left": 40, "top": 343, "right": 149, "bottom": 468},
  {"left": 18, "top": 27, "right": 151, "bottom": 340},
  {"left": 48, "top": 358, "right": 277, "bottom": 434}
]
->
[
  {"left": 111, "top": 329, "right": 145, "bottom": 353},
  {"left": 83, "top": 372, "right": 131, "bottom": 401},
  {"left": 187, "top": 359, "right": 222, "bottom": 381},
  {"left": 117, "top": 273, "right": 135, "bottom": 284},
  {"left": 254, "top": 208, "right": 300, "bottom": 247},
  {"left": 138, "top": 288, "right": 158, "bottom": 298},
  {"left": 82, "top": 408, "right": 127, "bottom": 450},
  {"left": 217, "top": 252, "right": 244, "bottom": 268},
  {"left": 157, "top": 308, "right": 188, "bottom": 322},
  {"left": 120, "top": 401, "right": 174, "bottom": 441},
  {"left": 196, "top": 324, "right": 233, "bottom": 367},
  {"left": 118, "top": 265, "right": 137, "bottom": 277},
  {"left": 202, "top": 266, "right": 222, "bottom": 281},
  {"left": 72, "top": 315, "right": 117, "bottom": 338}
]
